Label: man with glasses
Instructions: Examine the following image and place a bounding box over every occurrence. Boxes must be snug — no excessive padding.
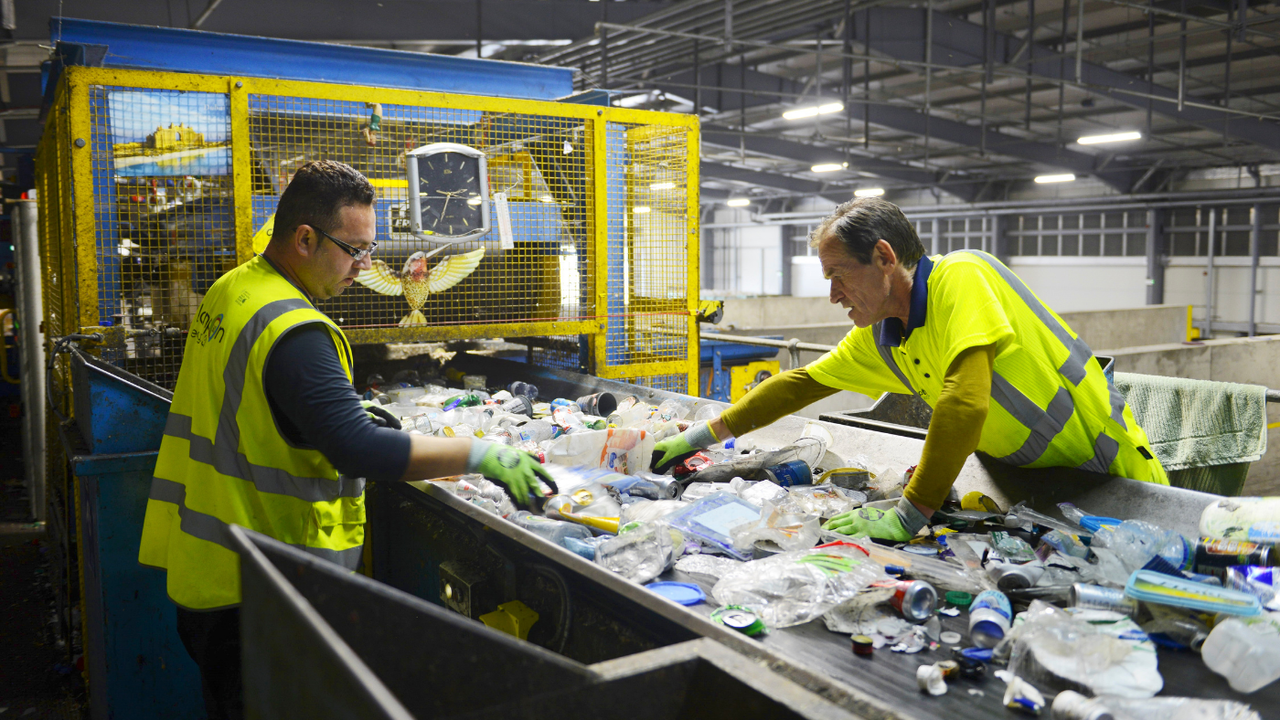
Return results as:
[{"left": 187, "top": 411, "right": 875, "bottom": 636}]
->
[{"left": 139, "top": 160, "right": 550, "bottom": 720}]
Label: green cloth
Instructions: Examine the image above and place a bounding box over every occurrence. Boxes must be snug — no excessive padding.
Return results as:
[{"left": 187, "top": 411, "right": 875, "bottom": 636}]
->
[{"left": 1114, "top": 372, "right": 1268, "bottom": 472}]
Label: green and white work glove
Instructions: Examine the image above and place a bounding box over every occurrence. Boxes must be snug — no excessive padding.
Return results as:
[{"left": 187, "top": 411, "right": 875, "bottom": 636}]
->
[
  {"left": 822, "top": 497, "right": 930, "bottom": 542},
  {"left": 468, "top": 440, "right": 557, "bottom": 508},
  {"left": 361, "top": 400, "right": 402, "bottom": 430},
  {"left": 651, "top": 421, "right": 721, "bottom": 474}
]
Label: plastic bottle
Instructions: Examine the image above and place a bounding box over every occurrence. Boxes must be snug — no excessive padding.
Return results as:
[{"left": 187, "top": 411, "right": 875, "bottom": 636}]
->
[
  {"left": 1091, "top": 519, "right": 1194, "bottom": 576},
  {"left": 1200, "top": 497, "right": 1280, "bottom": 544},
  {"left": 1051, "top": 690, "right": 1114, "bottom": 720},
  {"left": 1200, "top": 615, "right": 1280, "bottom": 693},
  {"left": 656, "top": 398, "right": 690, "bottom": 421},
  {"left": 511, "top": 511, "right": 595, "bottom": 546},
  {"left": 968, "top": 590, "right": 1012, "bottom": 648}
]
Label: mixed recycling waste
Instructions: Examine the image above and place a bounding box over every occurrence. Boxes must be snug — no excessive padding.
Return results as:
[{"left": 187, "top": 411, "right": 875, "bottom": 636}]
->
[{"left": 367, "top": 367, "right": 1280, "bottom": 720}]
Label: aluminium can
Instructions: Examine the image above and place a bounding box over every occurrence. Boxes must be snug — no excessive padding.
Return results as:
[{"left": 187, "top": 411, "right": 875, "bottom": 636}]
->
[{"left": 1068, "top": 583, "right": 1139, "bottom": 618}]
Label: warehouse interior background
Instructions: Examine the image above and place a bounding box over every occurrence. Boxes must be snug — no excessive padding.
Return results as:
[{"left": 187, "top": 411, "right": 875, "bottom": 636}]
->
[{"left": 0, "top": 1, "right": 1276, "bottom": 486}]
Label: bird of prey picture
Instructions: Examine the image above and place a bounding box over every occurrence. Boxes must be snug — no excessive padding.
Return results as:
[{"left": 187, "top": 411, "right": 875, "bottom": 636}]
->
[{"left": 355, "top": 248, "right": 486, "bottom": 326}]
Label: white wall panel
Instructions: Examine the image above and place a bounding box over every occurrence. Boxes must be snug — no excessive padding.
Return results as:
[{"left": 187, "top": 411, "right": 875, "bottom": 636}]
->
[{"left": 1006, "top": 258, "right": 1148, "bottom": 312}]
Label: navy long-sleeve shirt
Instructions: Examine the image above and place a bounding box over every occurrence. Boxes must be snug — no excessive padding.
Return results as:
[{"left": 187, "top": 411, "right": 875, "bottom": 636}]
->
[{"left": 263, "top": 323, "right": 411, "bottom": 482}]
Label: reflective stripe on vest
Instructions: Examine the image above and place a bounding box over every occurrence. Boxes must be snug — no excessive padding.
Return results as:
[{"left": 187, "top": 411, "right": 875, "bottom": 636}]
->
[
  {"left": 149, "top": 476, "right": 363, "bottom": 568},
  {"left": 955, "top": 251, "right": 1130, "bottom": 467},
  {"left": 165, "top": 296, "right": 364, "bottom": 504},
  {"left": 140, "top": 257, "right": 366, "bottom": 609},
  {"left": 873, "top": 250, "right": 1131, "bottom": 469}
]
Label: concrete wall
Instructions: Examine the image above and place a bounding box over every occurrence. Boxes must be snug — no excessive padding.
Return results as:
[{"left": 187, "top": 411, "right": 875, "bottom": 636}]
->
[{"left": 1059, "top": 305, "right": 1188, "bottom": 350}]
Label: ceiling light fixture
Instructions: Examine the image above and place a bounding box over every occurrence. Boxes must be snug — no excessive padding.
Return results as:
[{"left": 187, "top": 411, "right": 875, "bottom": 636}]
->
[
  {"left": 782, "top": 102, "right": 845, "bottom": 120},
  {"left": 633, "top": 205, "right": 651, "bottom": 214},
  {"left": 1077, "top": 131, "right": 1142, "bottom": 145},
  {"left": 726, "top": 198, "right": 751, "bottom": 207},
  {"left": 650, "top": 181, "right": 676, "bottom": 190},
  {"left": 1034, "top": 173, "right": 1077, "bottom": 184},
  {"left": 811, "top": 162, "right": 846, "bottom": 173},
  {"left": 538, "top": 194, "right": 555, "bottom": 203},
  {"left": 854, "top": 188, "right": 885, "bottom": 198}
]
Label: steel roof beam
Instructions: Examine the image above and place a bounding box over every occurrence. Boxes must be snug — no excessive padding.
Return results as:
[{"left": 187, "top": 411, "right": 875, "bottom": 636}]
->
[
  {"left": 700, "top": 161, "right": 854, "bottom": 204},
  {"left": 861, "top": 6, "right": 1280, "bottom": 154},
  {"left": 658, "top": 64, "right": 1136, "bottom": 191}
]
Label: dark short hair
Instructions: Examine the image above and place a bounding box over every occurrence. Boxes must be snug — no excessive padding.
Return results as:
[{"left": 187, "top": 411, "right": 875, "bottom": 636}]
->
[
  {"left": 271, "top": 160, "right": 376, "bottom": 244},
  {"left": 809, "top": 197, "right": 925, "bottom": 269}
]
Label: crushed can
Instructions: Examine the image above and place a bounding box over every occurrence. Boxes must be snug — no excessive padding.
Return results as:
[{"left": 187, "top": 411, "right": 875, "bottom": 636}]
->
[
  {"left": 889, "top": 579, "right": 938, "bottom": 624},
  {"left": 763, "top": 459, "right": 812, "bottom": 487}
]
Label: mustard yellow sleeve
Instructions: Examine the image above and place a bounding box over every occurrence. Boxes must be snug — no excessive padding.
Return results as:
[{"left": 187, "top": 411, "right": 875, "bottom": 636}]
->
[
  {"left": 720, "top": 367, "right": 840, "bottom": 438},
  {"left": 904, "top": 344, "right": 994, "bottom": 511}
]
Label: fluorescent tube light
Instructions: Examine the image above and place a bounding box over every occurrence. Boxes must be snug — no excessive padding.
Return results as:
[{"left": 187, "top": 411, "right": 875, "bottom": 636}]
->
[
  {"left": 782, "top": 102, "right": 845, "bottom": 120},
  {"left": 1077, "top": 131, "right": 1142, "bottom": 145},
  {"left": 726, "top": 198, "right": 751, "bottom": 207},
  {"left": 854, "top": 188, "right": 885, "bottom": 198},
  {"left": 633, "top": 205, "right": 651, "bottom": 214},
  {"left": 650, "top": 182, "right": 676, "bottom": 190},
  {"left": 1034, "top": 173, "right": 1076, "bottom": 184},
  {"left": 811, "top": 163, "right": 845, "bottom": 173}
]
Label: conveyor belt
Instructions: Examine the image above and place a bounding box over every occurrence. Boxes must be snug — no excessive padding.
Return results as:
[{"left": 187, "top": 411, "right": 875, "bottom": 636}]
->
[{"left": 361, "top": 353, "right": 1279, "bottom": 719}]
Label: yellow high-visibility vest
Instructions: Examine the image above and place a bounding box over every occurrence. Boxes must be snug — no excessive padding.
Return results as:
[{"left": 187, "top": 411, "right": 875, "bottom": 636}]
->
[
  {"left": 138, "top": 256, "right": 365, "bottom": 610},
  {"left": 808, "top": 250, "right": 1167, "bottom": 484}
]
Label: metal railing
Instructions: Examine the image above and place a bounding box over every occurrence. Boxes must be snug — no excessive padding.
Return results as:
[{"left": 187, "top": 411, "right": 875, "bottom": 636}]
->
[
  {"left": 700, "top": 331, "right": 835, "bottom": 370},
  {"left": 702, "top": 330, "right": 1280, "bottom": 404}
]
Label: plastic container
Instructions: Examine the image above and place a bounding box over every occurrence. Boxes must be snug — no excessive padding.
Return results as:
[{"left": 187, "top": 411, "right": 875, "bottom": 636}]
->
[
  {"left": 968, "top": 589, "right": 1012, "bottom": 648},
  {"left": 1124, "top": 570, "right": 1262, "bottom": 616},
  {"left": 1200, "top": 615, "right": 1280, "bottom": 693},
  {"left": 1200, "top": 497, "right": 1280, "bottom": 545}
]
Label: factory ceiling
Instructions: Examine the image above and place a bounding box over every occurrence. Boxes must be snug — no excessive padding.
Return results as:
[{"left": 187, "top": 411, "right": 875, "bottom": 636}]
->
[{"left": 2, "top": 1, "right": 1277, "bottom": 203}]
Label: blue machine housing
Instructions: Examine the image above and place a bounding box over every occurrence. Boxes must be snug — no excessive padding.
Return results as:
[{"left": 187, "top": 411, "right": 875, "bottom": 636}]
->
[{"left": 700, "top": 337, "right": 781, "bottom": 403}]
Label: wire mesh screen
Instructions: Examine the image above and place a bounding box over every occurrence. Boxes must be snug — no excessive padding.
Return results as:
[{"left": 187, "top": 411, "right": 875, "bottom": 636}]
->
[
  {"left": 88, "top": 86, "right": 235, "bottom": 387},
  {"left": 248, "top": 94, "right": 596, "bottom": 339},
  {"left": 37, "top": 68, "right": 697, "bottom": 397},
  {"left": 601, "top": 122, "right": 692, "bottom": 393}
]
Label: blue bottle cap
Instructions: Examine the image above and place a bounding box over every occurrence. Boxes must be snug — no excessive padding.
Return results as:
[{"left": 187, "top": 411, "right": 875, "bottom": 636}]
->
[{"left": 645, "top": 581, "right": 706, "bottom": 606}]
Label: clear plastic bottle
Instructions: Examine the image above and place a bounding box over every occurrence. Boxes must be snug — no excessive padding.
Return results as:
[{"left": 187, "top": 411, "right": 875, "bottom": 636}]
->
[
  {"left": 511, "top": 511, "right": 595, "bottom": 546},
  {"left": 1200, "top": 615, "right": 1280, "bottom": 693},
  {"left": 656, "top": 398, "right": 690, "bottom": 421}
]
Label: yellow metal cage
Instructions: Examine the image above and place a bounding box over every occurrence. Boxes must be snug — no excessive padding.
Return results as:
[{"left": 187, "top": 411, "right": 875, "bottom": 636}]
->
[{"left": 37, "top": 67, "right": 700, "bottom": 404}]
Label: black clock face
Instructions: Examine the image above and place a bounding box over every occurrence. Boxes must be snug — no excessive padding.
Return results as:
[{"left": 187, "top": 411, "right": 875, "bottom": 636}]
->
[{"left": 416, "top": 151, "right": 484, "bottom": 236}]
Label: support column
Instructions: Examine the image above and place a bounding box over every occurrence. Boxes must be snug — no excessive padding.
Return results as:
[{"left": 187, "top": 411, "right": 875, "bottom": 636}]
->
[
  {"left": 780, "top": 225, "right": 796, "bottom": 296},
  {"left": 1146, "top": 208, "right": 1165, "bottom": 305},
  {"left": 992, "top": 215, "right": 1010, "bottom": 265},
  {"left": 1249, "top": 204, "right": 1261, "bottom": 336}
]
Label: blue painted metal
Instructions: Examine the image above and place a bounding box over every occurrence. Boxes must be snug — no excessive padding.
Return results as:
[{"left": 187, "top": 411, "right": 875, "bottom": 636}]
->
[
  {"left": 61, "top": 422, "right": 203, "bottom": 720},
  {"left": 699, "top": 338, "right": 780, "bottom": 402},
  {"left": 48, "top": 18, "right": 573, "bottom": 100},
  {"left": 69, "top": 350, "right": 173, "bottom": 455}
]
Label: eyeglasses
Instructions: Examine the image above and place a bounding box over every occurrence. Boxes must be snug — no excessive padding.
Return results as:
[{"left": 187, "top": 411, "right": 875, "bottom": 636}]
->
[{"left": 311, "top": 224, "right": 377, "bottom": 262}]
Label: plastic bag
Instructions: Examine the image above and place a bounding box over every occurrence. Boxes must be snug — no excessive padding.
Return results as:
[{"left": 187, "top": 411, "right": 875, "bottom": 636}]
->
[
  {"left": 730, "top": 499, "right": 821, "bottom": 553},
  {"left": 1098, "top": 696, "right": 1261, "bottom": 720},
  {"left": 621, "top": 499, "right": 690, "bottom": 524},
  {"left": 785, "top": 485, "right": 861, "bottom": 519},
  {"left": 544, "top": 428, "right": 655, "bottom": 474},
  {"left": 595, "top": 522, "right": 680, "bottom": 584},
  {"left": 681, "top": 481, "right": 735, "bottom": 503},
  {"left": 666, "top": 492, "right": 763, "bottom": 560},
  {"left": 674, "top": 553, "right": 743, "bottom": 580},
  {"left": 735, "top": 478, "right": 789, "bottom": 507},
  {"left": 420, "top": 475, "right": 515, "bottom": 517},
  {"left": 711, "top": 543, "right": 887, "bottom": 628},
  {"left": 999, "top": 600, "right": 1162, "bottom": 699}
]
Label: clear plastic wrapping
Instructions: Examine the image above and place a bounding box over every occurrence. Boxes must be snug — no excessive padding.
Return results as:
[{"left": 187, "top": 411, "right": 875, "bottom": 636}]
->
[{"left": 711, "top": 543, "right": 887, "bottom": 628}]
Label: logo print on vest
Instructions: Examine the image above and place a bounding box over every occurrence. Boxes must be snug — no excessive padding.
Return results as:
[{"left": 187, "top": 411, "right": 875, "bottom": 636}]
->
[{"left": 193, "top": 310, "right": 227, "bottom": 347}]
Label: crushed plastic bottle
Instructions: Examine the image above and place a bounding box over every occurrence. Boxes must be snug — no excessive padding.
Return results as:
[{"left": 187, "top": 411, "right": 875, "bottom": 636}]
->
[
  {"left": 595, "top": 522, "right": 680, "bottom": 584},
  {"left": 1200, "top": 614, "right": 1280, "bottom": 694}
]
